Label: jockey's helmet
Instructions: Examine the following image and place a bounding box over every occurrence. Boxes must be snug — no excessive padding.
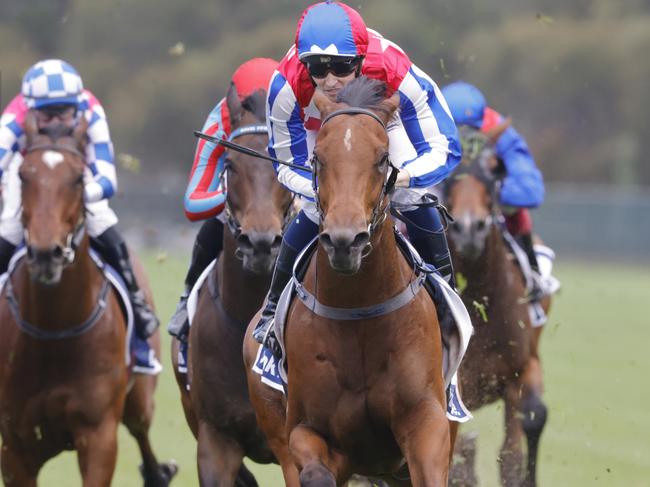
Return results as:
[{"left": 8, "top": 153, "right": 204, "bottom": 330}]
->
[
  {"left": 441, "top": 81, "right": 487, "bottom": 129},
  {"left": 295, "top": 1, "right": 368, "bottom": 68},
  {"left": 231, "top": 58, "right": 279, "bottom": 100},
  {"left": 21, "top": 59, "right": 84, "bottom": 110}
]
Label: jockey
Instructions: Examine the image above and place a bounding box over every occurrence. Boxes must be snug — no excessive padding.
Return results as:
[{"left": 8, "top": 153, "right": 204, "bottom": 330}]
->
[
  {"left": 167, "top": 57, "right": 279, "bottom": 341},
  {"left": 253, "top": 0, "right": 462, "bottom": 343},
  {"left": 441, "top": 80, "right": 546, "bottom": 299},
  {"left": 0, "top": 59, "right": 158, "bottom": 339}
]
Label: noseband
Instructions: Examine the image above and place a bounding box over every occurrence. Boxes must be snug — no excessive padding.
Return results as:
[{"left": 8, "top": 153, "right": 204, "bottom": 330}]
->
[{"left": 311, "top": 108, "right": 399, "bottom": 242}]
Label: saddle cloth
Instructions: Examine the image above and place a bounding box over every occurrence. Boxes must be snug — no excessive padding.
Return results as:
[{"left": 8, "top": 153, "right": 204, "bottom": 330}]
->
[
  {"left": 0, "top": 247, "right": 161, "bottom": 375},
  {"left": 175, "top": 258, "right": 218, "bottom": 377},
  {"left": 501, "top": 232, "right": 561, "bottom": 327},
  {"left": 253, "top": 230, "right": 474, "bottom": 423}
]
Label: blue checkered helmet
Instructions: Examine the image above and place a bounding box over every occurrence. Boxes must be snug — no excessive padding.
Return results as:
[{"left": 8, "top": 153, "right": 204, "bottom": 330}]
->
[{"left": 21, "top": 59, "right": 84, "bottom": 109}]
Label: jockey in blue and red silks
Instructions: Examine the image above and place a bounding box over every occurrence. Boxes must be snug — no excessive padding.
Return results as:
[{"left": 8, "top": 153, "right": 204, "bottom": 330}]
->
[
  {"left": 167, "top": 57, "right": 279, "bottom": 340},
  {"left": 252, "top": 0, "right": 463, "bottom": 342},
  {"left": 442, "top": 81, "right": 547, "bottom": 299},
  {"left": 0, "top": 59, "right": 158, "bottom": 339}
]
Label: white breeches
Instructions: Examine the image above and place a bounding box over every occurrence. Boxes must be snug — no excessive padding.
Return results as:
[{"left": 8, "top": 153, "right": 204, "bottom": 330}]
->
[{"left": 0, "top": 154, "right": 118, "bottom": 245}]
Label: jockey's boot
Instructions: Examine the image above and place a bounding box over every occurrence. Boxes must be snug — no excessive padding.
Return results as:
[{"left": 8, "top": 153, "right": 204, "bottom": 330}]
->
[
  {"left": 0, "top": 237, "right": 17, "bottom": 276},
  {"left": 93, "top": 226, "right": 159, "bottom": 339},
  {"left": 518, "top": 232, "right": 544, "bottom": 302},
  {"left": 252, "top": 210, "right": 318, "bottom": 347},
  {"left": 252, "top": 240, "right": 299, "bottom": 346},
  {"left": 167, "top": 218, "right": 223, "bottom": 340},
  {"left": 405, "top": 205, "right": 456, "bottom": 289}
]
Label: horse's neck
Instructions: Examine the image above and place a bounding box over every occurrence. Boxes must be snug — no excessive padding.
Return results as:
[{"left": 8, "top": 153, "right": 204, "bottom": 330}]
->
[
  {"left": 458, "top": 225, "right": 512, "bottom": 297},
  {"left": 18, "top": 238, "right": 103, "bottom": 329},
  {"left": 310, "top": 221, "right": 410, "bottom": 308},
  {"left": 217, "top": 230, "right": 271, "bottom": 323}
]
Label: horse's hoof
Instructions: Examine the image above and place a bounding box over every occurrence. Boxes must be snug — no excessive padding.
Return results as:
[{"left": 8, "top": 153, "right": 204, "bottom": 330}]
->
[{"left": 139, "top": 460, "right": 179, "bottom": 486}]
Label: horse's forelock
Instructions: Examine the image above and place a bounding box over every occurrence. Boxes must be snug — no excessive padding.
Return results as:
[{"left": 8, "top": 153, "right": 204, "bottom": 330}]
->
[
  {"left": 241, "top": 90, "right": 267, "bottom": 123},
  {"left": 336, "top": 76, "right": 387, "bottom": 112}
]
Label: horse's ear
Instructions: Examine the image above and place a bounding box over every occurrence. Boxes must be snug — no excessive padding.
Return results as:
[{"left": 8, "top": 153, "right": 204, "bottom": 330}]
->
[
  {"left": 73, "top": 113, "right": 89, "bottom": 148},
  {"left": 24, "top": 110, "right": 39, "bottom": 145},
  {"left": 484, "top": 117, "right": 511, "bottom": 144},
  {"left": 313, "top": 89, "right": 337, "bottom": 118},
  {"left": 226, "top": 82, "right": 242, "bottom": 127},
  {"left": 377, "top": 92, "right": 400, "bottom": 125}
]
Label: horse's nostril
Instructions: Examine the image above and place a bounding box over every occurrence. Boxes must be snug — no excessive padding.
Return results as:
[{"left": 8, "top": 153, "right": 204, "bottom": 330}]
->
[
  {"left": 272, "top": 235, "right": 283, "bottom": 249},
  {"left": 237, "top": 234, "right": 253, "bottom": 249},
  {"left": 52, "top": 245, "right": 64, "bottom": 260},
  {"left": 319, "top": 233, "right": 334, "bottom": 249},
  {"left": 450, "top": 221, "right": 462, "bottom": 234},
  {"left": 474, "top": 219, "right": 488, "bottom": 232},
  {"left": 351, "top": 231, "right": 370, "bottom": 248}
]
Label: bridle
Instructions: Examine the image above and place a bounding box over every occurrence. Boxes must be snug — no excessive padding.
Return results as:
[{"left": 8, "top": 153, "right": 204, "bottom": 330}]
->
[
  {"left": 23, "top": 143, "right": 87, "bottom": 267},
  {"left": 220, "top": 125, "right": 296, "bottom": 244},
  {"left": 311, "top": 108, "right": 399, "bottom": 248}
]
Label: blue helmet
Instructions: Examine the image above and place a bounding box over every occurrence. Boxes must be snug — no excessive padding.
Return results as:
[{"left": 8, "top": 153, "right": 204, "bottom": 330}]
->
[
  {"left": 295, "top": 1, "right": 369, "bottom": 61},
  {"left": 441, "top": 81, "right": 487, "bottom": 128},
  {"left": 21, "top": 59, "right": 84, "bottom": 109}
]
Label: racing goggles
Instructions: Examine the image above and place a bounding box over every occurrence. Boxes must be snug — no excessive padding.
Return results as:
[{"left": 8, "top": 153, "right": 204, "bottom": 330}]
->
[{"left": 304, "top": 56, "right": 361, "bottom": 79}]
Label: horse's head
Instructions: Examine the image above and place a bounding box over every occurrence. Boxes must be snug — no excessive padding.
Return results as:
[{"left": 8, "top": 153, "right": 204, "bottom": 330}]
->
[
  {"left": 312, "top": 77, "right": 400, "bottom": 274},
  {"left": 444, "top": 122, "right": 509, "bottom": 260},
  {"left": 223, "top": 85, "right": 293, "bottom": 274},
  {"left": 19, "top": 110, "right": 88, "bottom": 284}
]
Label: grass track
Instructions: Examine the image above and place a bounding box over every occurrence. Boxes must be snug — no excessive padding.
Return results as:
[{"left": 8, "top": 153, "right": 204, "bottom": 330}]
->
[{"left": 31, "top": 255, "right": 650, "bottom": 486}]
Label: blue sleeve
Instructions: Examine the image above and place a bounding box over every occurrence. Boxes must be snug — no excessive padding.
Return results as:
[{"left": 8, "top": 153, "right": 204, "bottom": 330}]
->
[{"left": 495, "top": 126, "right": 544, "bottom": 208}]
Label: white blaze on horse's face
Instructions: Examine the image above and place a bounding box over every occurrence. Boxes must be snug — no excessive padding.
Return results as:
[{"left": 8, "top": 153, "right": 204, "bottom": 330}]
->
[
  {"left": 344, "top": 128, "right": 352, "bottom": 152},
  {"left": 41, "top": 150, "right": 65, "bottom": 170}
]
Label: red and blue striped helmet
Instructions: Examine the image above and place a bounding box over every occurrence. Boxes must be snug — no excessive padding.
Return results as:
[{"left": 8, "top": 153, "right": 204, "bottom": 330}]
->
[
  {"left": 295, "top": 1, "right": 369, "bottom": 61},
  {"left": 21, "top": 59, "right": 84, "bottom": 109}
]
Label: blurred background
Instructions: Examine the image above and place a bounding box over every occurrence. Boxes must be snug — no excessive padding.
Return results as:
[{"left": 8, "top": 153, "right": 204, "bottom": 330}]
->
[{"left": 1, "top": 0, "right": 649, "bottom": 486}]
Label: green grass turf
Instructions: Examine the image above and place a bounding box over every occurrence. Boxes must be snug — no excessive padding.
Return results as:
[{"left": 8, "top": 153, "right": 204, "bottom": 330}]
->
[{"left": 33, "top": 255, "right": 650, "bottom": 485}]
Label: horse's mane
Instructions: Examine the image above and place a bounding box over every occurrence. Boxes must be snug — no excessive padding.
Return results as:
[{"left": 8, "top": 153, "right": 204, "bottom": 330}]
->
[
  {"left": 336, "top": 76, "right": 391, "bottom": 118},
  {"left": 241, "top": 89, "right": 267, "bottom": 123},
  {"left": 39, "top": 123, "right": 74, "bottom": 142}
]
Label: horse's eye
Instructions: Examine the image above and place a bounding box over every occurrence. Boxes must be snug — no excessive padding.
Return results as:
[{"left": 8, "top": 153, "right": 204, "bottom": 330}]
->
[{"left": 75, "top": 174, "right": 84, "bottom": 186}]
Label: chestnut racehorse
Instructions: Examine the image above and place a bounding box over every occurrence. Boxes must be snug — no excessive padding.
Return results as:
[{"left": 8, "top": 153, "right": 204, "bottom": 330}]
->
[
  {"left": 170, "top": 87, "right": 293, "bottom": 486},
  {"left": 244, "top": 77, "right": 455, "bottom": 487},
  {"left": 0, "top": 114, "right": 175, "bottom": 486},
  {"left": 445, "top": 126, "right": 550, "bottom": 487}
]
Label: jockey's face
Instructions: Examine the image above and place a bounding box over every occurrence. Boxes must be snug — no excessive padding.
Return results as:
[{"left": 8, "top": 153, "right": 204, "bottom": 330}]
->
[
  {"left": 312, "top": 71, "right": 357, "bottom": 102},
  {"left": 35, "top": 104, "right": 77, "bottom": 131}
]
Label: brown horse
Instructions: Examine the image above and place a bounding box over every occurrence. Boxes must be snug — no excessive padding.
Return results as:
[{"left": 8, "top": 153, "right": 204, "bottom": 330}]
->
[
  {"left": 0, "top": 114, "right": 175, "bottom": 486},
  {"left": 170, "top": 86, "right": 293, "bottom": 486},
  {"left": 244, "top": 78, "right": 456, "bottom": 487},
  {"left": 444, "top": 126, "right": 550, "bottom": 487}
]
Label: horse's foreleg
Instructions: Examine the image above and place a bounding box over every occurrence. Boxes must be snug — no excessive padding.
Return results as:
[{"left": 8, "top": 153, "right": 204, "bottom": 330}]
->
[
  {"left": 393, "top": 400, "right": 450, "bottom": 487},
  {"left": 0, "top": 443, "right": 38, "bottom": 487},
  {"left": 289, "top": 425, "right": 348, "bottom": 487},
  {"left": 519, "top": 357, "right": 547, "bottom": 487},
  {"left": 499, "top": 384, "right": 525, "bottom": 487},
  {"left": 519, "top": 329, "right": 547, "bottom": 487},
  {"left": 75, "top": 418, "right": 120, "bottom": 487},
  {"left": 196, "top": 421, "right": 245, "bottom": 487},
  {"left": 124, "top": 373, "right": 178, "bottom": 487}
]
